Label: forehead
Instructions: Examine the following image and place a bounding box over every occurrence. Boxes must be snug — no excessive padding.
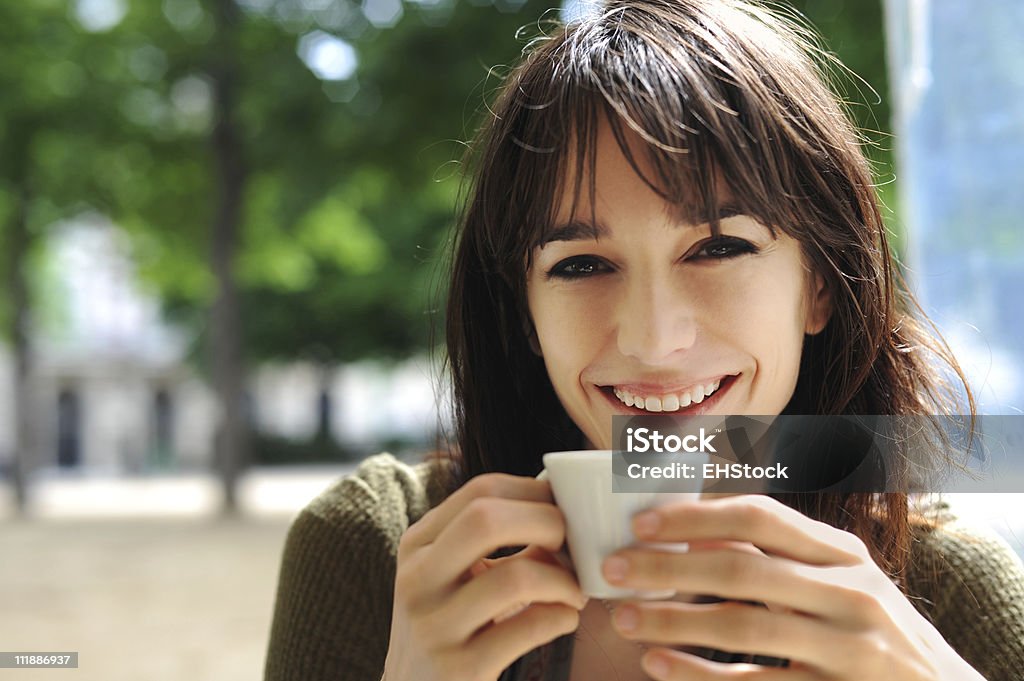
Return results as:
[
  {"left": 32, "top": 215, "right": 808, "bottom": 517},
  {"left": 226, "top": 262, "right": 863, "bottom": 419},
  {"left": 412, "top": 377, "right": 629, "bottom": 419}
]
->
[{"left": 546, "top": 115, "right": 736, "bottom": 236}]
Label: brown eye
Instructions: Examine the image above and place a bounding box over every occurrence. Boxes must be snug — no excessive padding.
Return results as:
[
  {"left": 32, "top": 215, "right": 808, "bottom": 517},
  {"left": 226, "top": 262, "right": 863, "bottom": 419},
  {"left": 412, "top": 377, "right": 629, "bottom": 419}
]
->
[
  {"left": 695, "top": 237, "right": 758, "bottom": 260},
  {"left": 547, "top": 256, "right": 610, "bottom": 280}
]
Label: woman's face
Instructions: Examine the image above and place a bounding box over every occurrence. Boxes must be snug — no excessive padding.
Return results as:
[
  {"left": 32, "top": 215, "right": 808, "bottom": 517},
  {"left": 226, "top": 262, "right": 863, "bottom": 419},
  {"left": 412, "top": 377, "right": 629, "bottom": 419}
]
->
[{"left": 525, "top": 123, "right": 831, "bottom": 449}]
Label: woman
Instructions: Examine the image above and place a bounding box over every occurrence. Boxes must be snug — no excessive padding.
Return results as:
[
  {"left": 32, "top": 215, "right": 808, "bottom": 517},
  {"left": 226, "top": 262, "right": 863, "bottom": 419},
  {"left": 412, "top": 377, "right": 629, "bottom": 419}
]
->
[{"left": 264, "top": 1, "right": 1024, "bottom": 680}]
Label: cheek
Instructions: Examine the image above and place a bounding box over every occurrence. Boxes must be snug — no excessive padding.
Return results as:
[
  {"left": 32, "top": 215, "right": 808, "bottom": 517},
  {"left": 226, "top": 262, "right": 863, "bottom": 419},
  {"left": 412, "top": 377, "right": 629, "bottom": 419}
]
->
[
  {"left": 694, "top": 268, "right": 809, "bottom": 358},
  {"left": 531, "top": 290, "right": 611, "bottom": 363}
]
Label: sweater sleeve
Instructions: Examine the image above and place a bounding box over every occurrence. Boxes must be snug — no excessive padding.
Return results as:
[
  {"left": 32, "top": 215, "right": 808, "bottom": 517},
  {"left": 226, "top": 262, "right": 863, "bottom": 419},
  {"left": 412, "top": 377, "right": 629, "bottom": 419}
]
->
[
  {"left": 907, "top": 519, "right": 1024, "bottom": 681},
  {"left": 264, "top": 454, "right": 443, "bottom": 681}
]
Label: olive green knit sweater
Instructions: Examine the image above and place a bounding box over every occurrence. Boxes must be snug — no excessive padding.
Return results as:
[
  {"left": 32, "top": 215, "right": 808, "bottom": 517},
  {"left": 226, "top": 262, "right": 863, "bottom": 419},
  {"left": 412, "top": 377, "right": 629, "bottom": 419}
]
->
[{"left": 264, "top": 454, "right": 1024, "bottom": 681}]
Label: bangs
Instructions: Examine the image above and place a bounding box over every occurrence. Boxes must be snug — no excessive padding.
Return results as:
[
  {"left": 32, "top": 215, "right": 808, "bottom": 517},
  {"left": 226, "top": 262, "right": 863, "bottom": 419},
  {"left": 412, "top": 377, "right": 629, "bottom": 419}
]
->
[
  {"left": 539, "top": 95, "right": 735, "bottom": 250},
  {"left": 495, "top": 0, "right": 855, "bottom": 264}
]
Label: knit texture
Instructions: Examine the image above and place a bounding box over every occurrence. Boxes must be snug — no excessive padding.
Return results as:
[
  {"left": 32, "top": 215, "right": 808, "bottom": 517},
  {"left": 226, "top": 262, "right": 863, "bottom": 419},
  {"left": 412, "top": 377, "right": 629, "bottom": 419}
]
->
[
  {"left": 264, "top": 454, "right": 1024, "bottom": 681},
  {"left": 905, "top": 516, "right": 1024, "bottom": 680}
]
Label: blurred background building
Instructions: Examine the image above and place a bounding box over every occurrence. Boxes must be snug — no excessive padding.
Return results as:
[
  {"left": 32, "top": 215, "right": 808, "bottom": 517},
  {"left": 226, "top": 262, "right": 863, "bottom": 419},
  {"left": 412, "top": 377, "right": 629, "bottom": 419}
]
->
[{"left": 0, "top": 217, "right": 441, "bottom": 476}]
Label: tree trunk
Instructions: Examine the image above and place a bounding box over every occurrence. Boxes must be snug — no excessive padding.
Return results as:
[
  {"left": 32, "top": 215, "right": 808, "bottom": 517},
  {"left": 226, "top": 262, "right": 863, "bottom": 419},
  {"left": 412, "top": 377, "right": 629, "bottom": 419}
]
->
[
  {"left": 209, "top": 0, "right": 247, "bottom": 515},
  {"left": 5, "top": 182, "right": 33, "bottom": 515}
]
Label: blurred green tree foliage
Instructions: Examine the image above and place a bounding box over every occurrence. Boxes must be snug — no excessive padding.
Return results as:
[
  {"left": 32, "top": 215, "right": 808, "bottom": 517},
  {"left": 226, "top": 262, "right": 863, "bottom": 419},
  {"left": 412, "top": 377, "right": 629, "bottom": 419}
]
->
[
  {"left": 792, "top": 0, "right": 897, "bottom": 227},
  {"left": 99, "top": 0, "right": 564, "bottom": 366},
  {"left": 793, "top": 0, "right": 891, "bottom": 158}
]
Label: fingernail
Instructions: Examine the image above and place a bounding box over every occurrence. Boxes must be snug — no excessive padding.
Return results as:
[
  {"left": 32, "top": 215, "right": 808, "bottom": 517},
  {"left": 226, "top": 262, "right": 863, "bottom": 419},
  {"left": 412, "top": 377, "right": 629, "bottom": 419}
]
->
[
  {"left": 603, "top": 556, "right": 629, "bottom": 582},
  {"left": 643, "top": 653, "right": 670, "bottom": 678},
  {"left": 613, "top": 604, "right": 639, "bottom": 632},
  {"left": 634, "top": 511, "right": 660, "bottom": 537}
]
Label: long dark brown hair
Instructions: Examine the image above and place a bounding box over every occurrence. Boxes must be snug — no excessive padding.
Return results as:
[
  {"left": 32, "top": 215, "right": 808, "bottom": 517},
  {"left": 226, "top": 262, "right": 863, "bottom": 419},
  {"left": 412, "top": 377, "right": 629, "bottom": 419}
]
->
[{"left": 441, "top": 0, "right": 972, "bottom": 581}]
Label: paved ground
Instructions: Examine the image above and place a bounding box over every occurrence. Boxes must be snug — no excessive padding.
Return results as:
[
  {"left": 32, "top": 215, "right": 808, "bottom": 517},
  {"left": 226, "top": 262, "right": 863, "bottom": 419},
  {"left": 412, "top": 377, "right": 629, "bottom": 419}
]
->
[
  {"left": 0, "top": 517, "right": 292, "bottom": 681},
  {"left": 0, "top": 467, "right": 358, "bottom": 681}
]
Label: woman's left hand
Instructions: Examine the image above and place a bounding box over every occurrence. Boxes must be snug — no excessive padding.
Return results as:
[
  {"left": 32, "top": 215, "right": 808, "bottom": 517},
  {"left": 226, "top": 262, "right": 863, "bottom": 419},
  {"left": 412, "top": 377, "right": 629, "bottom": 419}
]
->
[{"left": 601, "top": 494, "right": 986, "bottom": 681}]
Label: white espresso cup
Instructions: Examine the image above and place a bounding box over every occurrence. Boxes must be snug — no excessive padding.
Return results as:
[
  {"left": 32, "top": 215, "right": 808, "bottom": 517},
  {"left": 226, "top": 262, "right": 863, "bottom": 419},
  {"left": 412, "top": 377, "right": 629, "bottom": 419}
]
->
[{"left": 539, "top": 449, "right": 706, "bottom": 599}]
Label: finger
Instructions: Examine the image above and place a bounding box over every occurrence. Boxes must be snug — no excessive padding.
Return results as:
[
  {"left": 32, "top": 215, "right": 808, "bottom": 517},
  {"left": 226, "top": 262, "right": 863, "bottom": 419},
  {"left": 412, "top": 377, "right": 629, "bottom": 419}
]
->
[
  {"left": 612, "top": 600, "right": 850, "bottom": 676},
  {"left": 683, "top": 541, "right": 794, "bottom": 615},
  {"left": 468, "top": 602, "right": 579, "bottom": 679},
  {"left": 632, "top": 495, "right": 866, "bottom": 566},
  {"left": 425, "top": 498, "right": 567, "bottom": 591},
  {"left": 641, "top": 648, "right": 825, "bottom": 681},
  {"left": 685, "top": 539, "right": 765, "bottom": 555},
  {"left": 466, "top": 545, "right": 566, "bottom": 582},
  {"left": 604, "top": 548, "right": 871, "bottom": 621},
  {"left": 468, "top": 559, "right": 489, "bottom": 579},
  {"left": 434, "top": 554, "right": 586, "bottom": 642},
  {"left": 510, "top": 544, "right": 575, "bottom": 571},
  {"left": 404, "top": 474, "right": 554, "bottom": 548}
]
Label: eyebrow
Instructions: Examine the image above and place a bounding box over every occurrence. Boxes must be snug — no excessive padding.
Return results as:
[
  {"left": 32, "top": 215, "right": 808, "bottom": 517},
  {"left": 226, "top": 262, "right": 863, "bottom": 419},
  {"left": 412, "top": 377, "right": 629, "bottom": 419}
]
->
[{"left": 537, "top": 204, "right": 745, "bottom": 247}]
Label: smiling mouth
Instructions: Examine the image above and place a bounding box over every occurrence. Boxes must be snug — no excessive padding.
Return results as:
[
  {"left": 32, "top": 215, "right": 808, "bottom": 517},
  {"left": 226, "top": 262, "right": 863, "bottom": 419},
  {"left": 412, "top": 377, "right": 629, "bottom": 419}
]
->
[{"left": 599, "top": 375, "right": 738, "bottom": 414}]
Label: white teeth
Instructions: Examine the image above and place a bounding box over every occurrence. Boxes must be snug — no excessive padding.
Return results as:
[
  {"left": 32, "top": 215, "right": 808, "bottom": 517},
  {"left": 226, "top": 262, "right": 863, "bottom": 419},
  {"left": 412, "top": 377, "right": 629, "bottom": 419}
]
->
[{"left": 612, "top": 379, "right": 725, "bottom": 412}]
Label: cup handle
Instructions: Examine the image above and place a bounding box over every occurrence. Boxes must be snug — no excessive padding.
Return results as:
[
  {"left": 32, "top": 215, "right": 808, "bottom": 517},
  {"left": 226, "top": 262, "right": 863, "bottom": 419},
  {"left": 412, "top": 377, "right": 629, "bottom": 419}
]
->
[{"left": 534, "top": 469, "right": 576, "bottom": 572}]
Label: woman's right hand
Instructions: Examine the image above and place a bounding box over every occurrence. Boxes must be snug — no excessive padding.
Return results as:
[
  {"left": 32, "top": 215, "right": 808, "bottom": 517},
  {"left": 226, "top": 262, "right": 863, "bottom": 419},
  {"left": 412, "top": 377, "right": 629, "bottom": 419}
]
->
[{"left": 381, "top": 473, "right": 587, "bottom": 681}]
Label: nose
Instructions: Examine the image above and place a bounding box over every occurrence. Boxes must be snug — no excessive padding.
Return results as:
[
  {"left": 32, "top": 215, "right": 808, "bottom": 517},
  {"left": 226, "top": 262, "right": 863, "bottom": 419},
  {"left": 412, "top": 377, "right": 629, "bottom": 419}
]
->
[{"left": 615, "top": 272, "right": 698, "bottom": 364}]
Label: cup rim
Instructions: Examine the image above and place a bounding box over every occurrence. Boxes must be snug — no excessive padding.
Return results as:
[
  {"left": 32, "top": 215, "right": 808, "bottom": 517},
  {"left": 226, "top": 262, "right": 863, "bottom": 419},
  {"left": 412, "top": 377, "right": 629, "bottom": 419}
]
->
[{"left": 542, "top": 449, "right": 613, "bottom": 463}]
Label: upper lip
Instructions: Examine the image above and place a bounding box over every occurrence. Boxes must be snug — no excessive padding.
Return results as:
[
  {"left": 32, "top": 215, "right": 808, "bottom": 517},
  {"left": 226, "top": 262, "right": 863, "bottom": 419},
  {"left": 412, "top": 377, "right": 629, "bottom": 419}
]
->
[{"left": 599, "top": 374, "right": 734, "bottom": 395}]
